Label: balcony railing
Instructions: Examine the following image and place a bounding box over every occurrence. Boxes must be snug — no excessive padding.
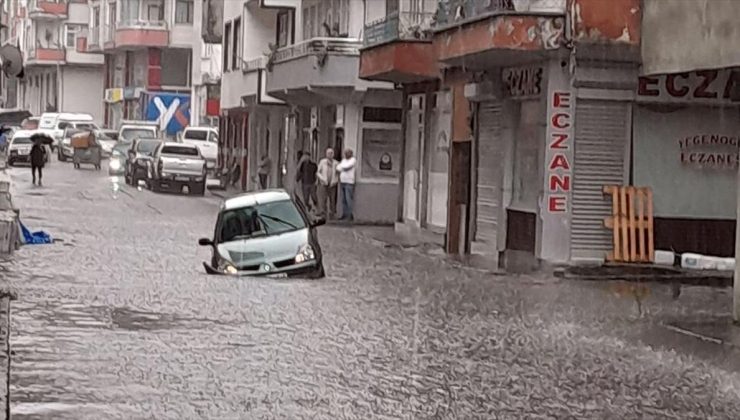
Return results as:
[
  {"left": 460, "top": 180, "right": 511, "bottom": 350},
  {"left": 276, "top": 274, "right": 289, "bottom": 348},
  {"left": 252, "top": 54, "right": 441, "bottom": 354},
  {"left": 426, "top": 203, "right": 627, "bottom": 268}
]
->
[
  {"left": 432, "top": 0, "right": 565, "bottom": 30},
  {"left": 117, "top": 19, "right": 168, "bottom": 30},
  {"left": 364, "top": 11, "right": 435, "bottom": 48},
  {"left": 273, "top": 38, "right": 362, "bottom": 64}
]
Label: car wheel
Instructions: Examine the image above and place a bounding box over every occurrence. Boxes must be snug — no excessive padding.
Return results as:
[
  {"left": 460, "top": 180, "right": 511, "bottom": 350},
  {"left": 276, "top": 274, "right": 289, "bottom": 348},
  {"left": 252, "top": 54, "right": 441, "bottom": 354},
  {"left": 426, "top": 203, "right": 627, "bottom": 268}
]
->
[{"left": 197, "top": 181, "right": 206, "bottom": 196}]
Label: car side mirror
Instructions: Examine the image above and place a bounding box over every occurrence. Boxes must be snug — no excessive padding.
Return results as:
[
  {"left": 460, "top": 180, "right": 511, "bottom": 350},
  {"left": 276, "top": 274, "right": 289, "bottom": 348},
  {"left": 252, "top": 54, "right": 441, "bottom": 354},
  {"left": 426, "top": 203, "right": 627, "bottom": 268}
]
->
[
  {"left": 311, "top": 218, "right": 326, "bottom": 228},
  {"left": 198, "top": 238, "right": 213, "bottom": 246}
]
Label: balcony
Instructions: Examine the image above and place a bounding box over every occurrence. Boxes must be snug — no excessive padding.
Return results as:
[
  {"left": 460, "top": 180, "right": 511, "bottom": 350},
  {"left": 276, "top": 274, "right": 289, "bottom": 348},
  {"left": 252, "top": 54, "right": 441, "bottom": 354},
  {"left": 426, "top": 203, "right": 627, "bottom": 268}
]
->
[
  {"left": 66, "top": 35, "right": 104, "bottom": 65},
  {"left": 233, "top": 56, "right": 283, "bottom": 107},
  {"left": 26, "top": 47, "right": 66, "bottom": 66},
  {"left": 28, "top": 0, "right": 68, "bottom": 20},
  {"left": 266, "top": 37, "right": 375, "bottom": 105},
  {"left": 360, "top": 11, "right": 438, "bottom": 83},
  {"left": 432, "top": 0, "right": 566, "bottom": 68},
  {"left": 114, "top": 20, "right": 169, "bottom": 49}
]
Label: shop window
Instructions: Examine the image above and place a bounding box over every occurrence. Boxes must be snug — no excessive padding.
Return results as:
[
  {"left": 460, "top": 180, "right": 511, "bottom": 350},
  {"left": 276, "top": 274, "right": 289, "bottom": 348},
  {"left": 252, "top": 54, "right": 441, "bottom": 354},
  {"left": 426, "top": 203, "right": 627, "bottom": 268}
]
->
[
  {"left": 361, "top": 128, "right": 402, "bottom": 179},
  {"left": 363, "top": 107, "right": 402, "bottom": 123}
]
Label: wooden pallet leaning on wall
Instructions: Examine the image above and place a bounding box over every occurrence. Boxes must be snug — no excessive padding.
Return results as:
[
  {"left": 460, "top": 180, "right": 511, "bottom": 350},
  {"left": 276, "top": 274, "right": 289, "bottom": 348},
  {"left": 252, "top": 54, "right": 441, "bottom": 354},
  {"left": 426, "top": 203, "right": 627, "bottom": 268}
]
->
[{"left": 603, "top": 185, "right": 654, "bottom": 263}]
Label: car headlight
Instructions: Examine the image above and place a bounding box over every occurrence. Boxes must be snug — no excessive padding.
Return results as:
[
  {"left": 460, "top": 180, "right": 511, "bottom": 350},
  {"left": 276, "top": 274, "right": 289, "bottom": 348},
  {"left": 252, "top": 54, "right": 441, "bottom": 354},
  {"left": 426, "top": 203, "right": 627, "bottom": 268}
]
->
[
  {"left": 109, "top": 159, "right": 121, "bottom": 170},
  {"left": 295, "top": 244, "right": 316, "bottom": 264},
  {"left": 224, "top": 264, "right": 238, "bottom": 275},
  {"left": 206, "top": 160, "right": 216, "bottom": 169}
]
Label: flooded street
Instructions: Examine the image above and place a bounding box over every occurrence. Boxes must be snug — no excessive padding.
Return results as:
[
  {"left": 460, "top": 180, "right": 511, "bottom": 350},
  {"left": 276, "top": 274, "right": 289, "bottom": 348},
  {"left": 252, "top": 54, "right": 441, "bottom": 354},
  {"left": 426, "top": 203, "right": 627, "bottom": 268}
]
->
[{"left": 3, "top": 162, "right": 740, "bottom": 419}]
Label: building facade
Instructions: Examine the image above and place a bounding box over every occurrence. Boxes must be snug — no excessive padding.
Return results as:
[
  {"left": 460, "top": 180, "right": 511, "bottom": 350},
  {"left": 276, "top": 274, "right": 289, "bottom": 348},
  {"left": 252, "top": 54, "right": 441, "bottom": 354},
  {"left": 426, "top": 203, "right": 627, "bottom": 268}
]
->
[
  {"left": 219, "top": 0, "right": 401, "bottom": 223},
  {"left": 362, "top": 0, "right": 650, "bottom": 268},
  {"left": 5, "top": 0, "right": 105, "bottom": 120},
  {"left": 88, "top": 0, "right": 210, "bottom": 134}
]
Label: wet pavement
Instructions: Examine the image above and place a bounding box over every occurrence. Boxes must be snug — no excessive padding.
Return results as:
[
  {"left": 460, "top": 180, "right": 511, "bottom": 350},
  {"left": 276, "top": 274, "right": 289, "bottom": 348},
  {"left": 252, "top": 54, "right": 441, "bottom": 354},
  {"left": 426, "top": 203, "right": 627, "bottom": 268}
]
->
[{"left": 3, "top": 160, "right": 740, "bottom": 419}]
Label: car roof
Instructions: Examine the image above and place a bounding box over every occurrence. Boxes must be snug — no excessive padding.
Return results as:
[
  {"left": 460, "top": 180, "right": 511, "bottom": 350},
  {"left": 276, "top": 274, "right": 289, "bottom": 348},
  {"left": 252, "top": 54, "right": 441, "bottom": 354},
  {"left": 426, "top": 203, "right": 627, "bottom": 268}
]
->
[
  {"left": 222, "top": 190, "right": 293, "bottom": 211},
  {"left": 11, "top": 130, "right": 38, "bottom": 137}
]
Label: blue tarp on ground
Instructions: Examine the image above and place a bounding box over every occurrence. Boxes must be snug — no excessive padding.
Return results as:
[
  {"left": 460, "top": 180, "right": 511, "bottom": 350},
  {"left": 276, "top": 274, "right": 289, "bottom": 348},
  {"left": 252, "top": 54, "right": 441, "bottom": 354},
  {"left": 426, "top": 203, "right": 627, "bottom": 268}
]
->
[{"left": 19, "top": 221, "right": 52, "bottom": 245}]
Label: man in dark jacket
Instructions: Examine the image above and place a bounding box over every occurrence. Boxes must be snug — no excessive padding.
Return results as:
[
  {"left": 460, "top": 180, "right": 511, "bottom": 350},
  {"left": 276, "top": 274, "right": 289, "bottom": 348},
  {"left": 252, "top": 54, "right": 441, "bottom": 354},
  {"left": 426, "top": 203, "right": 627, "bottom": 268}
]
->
[
  {"left": 296, "top": 152, "right": 318, "bottom": 210},
  {"left": 30, "top": 141, "right": 46, "bottom": 186}
]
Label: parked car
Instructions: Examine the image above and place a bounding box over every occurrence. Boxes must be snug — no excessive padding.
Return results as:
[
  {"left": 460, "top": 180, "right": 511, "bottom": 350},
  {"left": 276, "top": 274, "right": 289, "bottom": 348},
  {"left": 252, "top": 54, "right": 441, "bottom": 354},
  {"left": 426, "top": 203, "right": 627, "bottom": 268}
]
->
[
  {"left": 20, "top": 116, "right": 39, "bottom": 130},
  {"left": 7, "top": 130, "right": 51, "bottom": 166},
  {"left": 38, "top": 112, "right": 97, "bottom": 151},
  {"left": 108, "top": 141, "right": 133, "bottom": 176},
  {"left": 179, "top": 126, "right": 218, "bottom": 174},
  {"left": 124, "top": 138, "right": 162, "bottom": 186},
  {"left": 118, "top": 121, "right": 158, "bottom": 142},
  {"left": 198, "top": 190, "right": 326, "bottom": 278},
  {"left": 147, "top": 142, "right": 207, "bottom": 195},
  {"left": 100, "top": 129, "right": 119, "bottom": 141}
]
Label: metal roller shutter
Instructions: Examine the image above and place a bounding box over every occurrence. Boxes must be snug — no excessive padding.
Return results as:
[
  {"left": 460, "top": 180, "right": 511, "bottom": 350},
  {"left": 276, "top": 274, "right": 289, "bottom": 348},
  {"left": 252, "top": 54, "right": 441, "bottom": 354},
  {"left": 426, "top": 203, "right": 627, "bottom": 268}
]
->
[
  {"left": 571, "top": 100, "right": 630, "bottom": 260},
  {"left": 475, "top": 102, "right": 504, "bottom": 247}
]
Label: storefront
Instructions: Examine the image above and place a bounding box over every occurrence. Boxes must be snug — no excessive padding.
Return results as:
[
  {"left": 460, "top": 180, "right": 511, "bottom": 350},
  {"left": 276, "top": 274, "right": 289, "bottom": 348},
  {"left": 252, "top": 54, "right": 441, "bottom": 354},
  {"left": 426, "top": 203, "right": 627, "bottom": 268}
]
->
[
  {"left": 633, "top": 70, "right": 740, "bottom": 256},
  {"left": 400, "top": 88, "right": 450, "bottom": 233},
  {"left": 466, "top": 63, "right": 550, "bottom": 266}
]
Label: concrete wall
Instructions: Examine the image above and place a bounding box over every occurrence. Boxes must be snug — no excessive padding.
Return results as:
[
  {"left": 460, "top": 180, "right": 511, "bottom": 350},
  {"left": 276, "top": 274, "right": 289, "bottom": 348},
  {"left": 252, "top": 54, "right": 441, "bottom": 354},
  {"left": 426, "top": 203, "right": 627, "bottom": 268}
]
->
[
  {"left": 61, "top": 67, "right": 105, "bottom": 123},
  {"left": 67, "top": 1, "right": 89, "bottom": 24},
  {"left": 569, "top": 0, "right": 640, "bottom": 46},
  {"left": 642, "top": 0, "right": 740, "bottom": 75}
]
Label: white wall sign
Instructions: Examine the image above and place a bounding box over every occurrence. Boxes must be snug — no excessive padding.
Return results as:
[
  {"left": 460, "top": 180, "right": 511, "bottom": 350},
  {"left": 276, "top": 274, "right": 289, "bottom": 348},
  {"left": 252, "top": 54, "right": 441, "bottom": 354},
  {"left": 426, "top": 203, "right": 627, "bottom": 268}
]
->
[
  {"left": 502, "top": 66, "right": 543, "bottom": 98},
  {"left": 679, "top": 134, "right": 740, "bottom": 169},
  {"left": 637, "top": 69, "right": 740, "bottom": 105}
]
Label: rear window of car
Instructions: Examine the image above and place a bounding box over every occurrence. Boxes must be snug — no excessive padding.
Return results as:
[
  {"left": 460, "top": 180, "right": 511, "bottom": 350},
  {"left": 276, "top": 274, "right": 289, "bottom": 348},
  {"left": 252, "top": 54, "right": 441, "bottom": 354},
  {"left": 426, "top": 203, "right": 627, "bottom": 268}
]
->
[
  {"left": 12, "top": 137, "right": 31, "bottom": 145},
  {"left": 161, "top": 145, "right": 199, "bottom": 156},
  {"left": 184, "top": 130, "right": 209, "bottom": 141},
  {"left": 136, "top": 141, "right": 160, "bottom": 154}
]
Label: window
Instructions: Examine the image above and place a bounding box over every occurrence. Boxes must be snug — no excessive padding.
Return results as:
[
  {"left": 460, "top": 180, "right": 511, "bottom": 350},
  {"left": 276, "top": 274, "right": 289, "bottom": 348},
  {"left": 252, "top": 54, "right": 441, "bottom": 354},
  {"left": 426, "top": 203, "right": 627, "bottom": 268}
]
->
[
  {"left": 303, "top": 0, "right": 348, "bottom": 39},
  {"left": 147, "top": 2, "right": 163, "bottom": 22},
  {"left": 65, "top": 24, "right": 82, "bottom": 48},
  {"left": 122, "top": 0, "right": 139, "bottom": 22},
  {"left": 175, "top": 0, "right": 193, "bottom": 24},
  {"left": 161, "top": 145, "right": 199, "bottom": 156},
  {"left": 276, "top": 10, "right": 290, "bottom": 48},
  {"left": 232, "top": 17, "right": 241, "bottom": 71},
  {"left": 223, "top": 21, "right": 231, "bottom": 71}
]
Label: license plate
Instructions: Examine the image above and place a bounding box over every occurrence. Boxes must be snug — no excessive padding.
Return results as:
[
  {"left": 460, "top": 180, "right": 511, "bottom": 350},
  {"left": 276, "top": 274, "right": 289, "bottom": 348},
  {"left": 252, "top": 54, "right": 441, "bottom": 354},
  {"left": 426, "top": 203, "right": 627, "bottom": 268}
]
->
[
  {"left": 267, "top": 273, "right": 288, "bottom": 279},
  {"left": 175, "top": 176, "right": 191, "bottom": 182}
]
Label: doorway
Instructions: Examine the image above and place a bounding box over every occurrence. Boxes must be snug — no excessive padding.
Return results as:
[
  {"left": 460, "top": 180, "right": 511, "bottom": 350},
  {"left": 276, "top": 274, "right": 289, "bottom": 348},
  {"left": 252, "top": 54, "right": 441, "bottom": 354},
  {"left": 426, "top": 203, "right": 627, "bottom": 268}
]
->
[{"left": 404, "top": 94, "right": 425, "bottom": 223}]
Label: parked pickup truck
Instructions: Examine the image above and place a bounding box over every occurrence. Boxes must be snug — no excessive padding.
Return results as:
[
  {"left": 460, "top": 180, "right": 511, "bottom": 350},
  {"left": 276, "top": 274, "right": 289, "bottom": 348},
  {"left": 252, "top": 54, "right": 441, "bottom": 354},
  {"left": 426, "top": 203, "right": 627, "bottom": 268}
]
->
[
  {"left": 179, "top": 126, "right": 218, "bottom": 174},
  {"left": 118, "top": 120, "right": 159, "bottom": 143},
  {"left": 147, "top": 142, "right": 207, "bottom": 195}
]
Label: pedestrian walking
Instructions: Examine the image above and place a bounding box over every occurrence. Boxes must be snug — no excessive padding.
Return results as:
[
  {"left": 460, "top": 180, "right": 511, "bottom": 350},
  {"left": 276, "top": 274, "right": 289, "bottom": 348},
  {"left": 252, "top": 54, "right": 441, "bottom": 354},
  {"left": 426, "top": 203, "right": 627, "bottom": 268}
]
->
[
  {"left": 336, "top": 148, "right": 356, "bottom": 221},
  {"left": 296, "top": 151, "right": 318, "bottom": 211},
  {"left": 257, "top": 154, "right": 271, "bottom": 189},
  {"left": 30, "top": 139, "right": 47, "bottom": 186},
  {"left": 316, "top": 147, "right": 338, "bottom": 219},
  {"left": 0, "top": 127, "right": 8, "bottom": 154}
]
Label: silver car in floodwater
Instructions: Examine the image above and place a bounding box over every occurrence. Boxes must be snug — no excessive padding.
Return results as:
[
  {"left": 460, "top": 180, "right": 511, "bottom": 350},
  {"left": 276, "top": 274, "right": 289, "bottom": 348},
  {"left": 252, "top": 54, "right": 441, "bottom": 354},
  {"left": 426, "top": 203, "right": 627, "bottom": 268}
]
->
[{"left": 199, "top": 190, "right": 326, "bottom": 278}]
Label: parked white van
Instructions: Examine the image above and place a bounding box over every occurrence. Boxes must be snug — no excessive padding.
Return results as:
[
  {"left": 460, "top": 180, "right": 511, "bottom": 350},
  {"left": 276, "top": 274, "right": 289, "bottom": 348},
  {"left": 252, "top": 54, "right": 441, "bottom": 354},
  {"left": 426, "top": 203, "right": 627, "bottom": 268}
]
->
[{"left": 38, "top": 112, "right": 98, "bottom": 150}]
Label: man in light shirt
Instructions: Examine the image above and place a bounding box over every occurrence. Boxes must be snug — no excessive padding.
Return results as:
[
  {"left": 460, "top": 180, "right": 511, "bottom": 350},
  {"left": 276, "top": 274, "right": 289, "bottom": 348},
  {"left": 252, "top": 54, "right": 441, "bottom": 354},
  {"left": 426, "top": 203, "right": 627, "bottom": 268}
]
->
[
  {"left": 316, "top": 147, "right": 339, "bottom": 219},
  {"left": 336, "top": 148, "right": 356, "bottom": 221}
]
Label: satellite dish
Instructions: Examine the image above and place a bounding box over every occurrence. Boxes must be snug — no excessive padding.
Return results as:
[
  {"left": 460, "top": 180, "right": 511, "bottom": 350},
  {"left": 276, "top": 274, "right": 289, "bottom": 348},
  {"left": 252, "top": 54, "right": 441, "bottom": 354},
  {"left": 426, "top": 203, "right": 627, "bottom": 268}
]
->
[{"left": 0, "top": 44, "right": 24, "bottom": 78}]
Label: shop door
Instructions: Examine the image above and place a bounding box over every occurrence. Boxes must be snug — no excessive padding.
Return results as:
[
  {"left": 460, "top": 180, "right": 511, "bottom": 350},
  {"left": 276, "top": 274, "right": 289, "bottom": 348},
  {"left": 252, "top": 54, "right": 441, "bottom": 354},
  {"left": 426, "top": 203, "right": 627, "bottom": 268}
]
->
[
  {"left": 571, "top": 100, "right": 630, "bottom": 260},
  {"left": 474, "top": 101, "right": 504, "bottom": 249},
  {"left": 426, "top": 91, "right": 451, "bottom": 229},
  {"left": 404, "top": 94, "right": 425, "bottom": 223}
]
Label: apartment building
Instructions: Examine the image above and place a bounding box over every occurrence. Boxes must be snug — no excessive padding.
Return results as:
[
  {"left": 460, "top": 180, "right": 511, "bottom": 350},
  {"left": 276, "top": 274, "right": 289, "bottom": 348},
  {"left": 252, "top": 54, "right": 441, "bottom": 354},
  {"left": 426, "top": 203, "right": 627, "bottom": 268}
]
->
[
  {"left": 220, "top": 0, "right": 401, "bottom": 221},
  {"left": 88, "top": 0, "right": 219, "bottom": 134},
  {"left": 5, "top": 0, "right": 104, "bottom": 120}
]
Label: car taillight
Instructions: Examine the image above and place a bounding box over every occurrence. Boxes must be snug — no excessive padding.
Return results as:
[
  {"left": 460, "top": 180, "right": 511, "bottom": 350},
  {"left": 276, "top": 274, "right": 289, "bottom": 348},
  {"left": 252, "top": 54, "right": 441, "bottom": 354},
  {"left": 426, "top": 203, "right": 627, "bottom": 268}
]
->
[{"left": 157, "top": 160, "right": 163, "bottom": 174}]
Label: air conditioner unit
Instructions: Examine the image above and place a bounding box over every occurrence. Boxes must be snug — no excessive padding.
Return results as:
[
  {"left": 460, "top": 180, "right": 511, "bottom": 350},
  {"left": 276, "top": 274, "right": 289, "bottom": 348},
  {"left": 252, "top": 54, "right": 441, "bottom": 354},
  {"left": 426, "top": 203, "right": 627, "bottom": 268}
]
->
[{"left": 104, "top": 88, "right": 122, "bottom": 103}]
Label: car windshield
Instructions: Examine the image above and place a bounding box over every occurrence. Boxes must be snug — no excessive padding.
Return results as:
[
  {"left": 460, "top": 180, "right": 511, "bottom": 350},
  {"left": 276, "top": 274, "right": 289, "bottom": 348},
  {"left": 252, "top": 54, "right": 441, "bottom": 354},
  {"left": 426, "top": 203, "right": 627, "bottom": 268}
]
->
[
  {"left": 12, "top": 137, "right": 31, "bottom": 145},
  {"left": 75, "top": 123, "right": 97, "bottom": 130},
  {"left": 136, "top": 140, "right": 160, "bottom": 154},
  {"left": 218, "top": 200, "right": 306, "bottom": 242},
  {"left": 184, "top": 130, "right": 209, "bottom": 141},
  {"left": 121, "top": 128, "right": 156, "bottom": 141},
  {"left": 113, "top": 143, "right": 131, "bottom": 154},
  {"left": 161, "top": 145, "right": 198, "bottom": 156}
]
